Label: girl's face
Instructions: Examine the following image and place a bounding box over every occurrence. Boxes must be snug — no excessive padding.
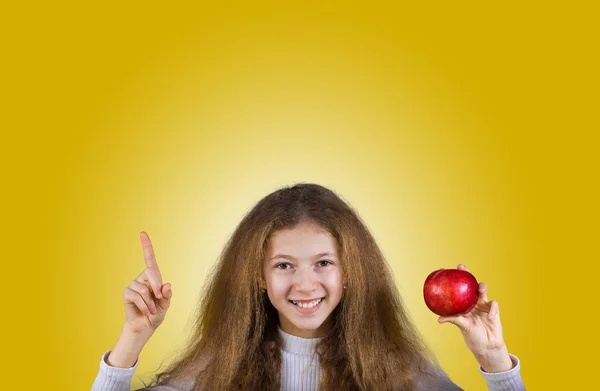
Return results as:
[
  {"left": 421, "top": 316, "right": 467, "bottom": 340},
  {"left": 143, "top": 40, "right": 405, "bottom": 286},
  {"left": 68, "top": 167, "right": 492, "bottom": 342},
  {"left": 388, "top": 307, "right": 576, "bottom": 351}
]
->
[{"left": 263, "top": 220, "right": 343, "bottom": 338}]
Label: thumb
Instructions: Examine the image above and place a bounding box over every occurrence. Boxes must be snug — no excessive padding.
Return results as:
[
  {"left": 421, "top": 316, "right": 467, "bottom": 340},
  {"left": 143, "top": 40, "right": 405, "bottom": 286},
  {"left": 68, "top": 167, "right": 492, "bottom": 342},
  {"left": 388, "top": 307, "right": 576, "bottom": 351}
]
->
[
  {"left": 438, "top": 315, "right": 468, "bottom": 331},
  {"left": 157, "top": 282, "right": 172, "bottom": 311}
]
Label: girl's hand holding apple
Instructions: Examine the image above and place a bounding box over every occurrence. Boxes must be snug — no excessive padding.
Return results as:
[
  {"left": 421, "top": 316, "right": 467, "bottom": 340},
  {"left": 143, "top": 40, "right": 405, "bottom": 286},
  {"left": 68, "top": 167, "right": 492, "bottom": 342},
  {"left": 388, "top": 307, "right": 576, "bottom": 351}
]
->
[{"left": 424, "top": 264, "right": 514, "bottom": 373}]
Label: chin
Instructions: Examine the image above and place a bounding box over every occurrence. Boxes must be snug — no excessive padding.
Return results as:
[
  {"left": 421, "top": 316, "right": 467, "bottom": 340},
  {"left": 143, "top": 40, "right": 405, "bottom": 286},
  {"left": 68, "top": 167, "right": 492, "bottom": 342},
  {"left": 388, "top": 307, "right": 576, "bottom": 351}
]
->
[{"left": 290, "top": 318, "right": 326, "bottom": 330}]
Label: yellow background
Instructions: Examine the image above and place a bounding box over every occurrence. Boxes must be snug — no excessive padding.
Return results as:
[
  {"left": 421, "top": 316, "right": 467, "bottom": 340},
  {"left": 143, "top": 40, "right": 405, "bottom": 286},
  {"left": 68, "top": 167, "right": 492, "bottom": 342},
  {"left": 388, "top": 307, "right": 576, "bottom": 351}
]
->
[{"left": 2, "top": 2, "right": 598, "bottom": 390}]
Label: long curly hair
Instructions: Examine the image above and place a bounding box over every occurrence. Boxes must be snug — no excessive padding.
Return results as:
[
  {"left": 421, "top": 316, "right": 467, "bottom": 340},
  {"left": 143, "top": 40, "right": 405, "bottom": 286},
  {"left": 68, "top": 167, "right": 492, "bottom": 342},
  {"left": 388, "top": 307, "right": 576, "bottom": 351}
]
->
[{"left": 144, "top": 183, "right": 439, "bottom": 390}]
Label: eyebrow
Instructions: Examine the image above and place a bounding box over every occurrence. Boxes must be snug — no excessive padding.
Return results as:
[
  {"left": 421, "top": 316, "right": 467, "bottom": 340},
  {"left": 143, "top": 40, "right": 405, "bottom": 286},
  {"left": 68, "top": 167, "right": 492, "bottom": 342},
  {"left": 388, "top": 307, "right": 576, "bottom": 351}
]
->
[{"left": 267, "top": 252, "right": 337, "bottom": 262}]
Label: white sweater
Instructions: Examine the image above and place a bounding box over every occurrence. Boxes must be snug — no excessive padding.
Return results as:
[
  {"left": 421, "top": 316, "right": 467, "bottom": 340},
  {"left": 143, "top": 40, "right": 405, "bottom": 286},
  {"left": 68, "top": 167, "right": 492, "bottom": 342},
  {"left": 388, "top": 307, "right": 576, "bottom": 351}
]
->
[{"left": 91, "top": 327, "right": 525, "bottom": 391}]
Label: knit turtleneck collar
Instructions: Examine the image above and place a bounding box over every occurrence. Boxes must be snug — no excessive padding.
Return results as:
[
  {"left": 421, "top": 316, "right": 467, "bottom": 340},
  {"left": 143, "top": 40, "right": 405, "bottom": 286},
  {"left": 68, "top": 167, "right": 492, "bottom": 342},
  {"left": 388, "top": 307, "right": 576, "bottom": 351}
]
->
[{"left": 278, "top": 326, "right": 323, "bottom": 355}]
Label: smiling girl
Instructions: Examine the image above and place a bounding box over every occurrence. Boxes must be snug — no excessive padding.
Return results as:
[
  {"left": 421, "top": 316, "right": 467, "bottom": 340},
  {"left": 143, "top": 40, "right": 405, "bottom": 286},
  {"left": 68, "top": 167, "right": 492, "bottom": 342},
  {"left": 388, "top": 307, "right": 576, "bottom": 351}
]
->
[{"left": 91, "top": 183, "right": 525, "bottom": 390}]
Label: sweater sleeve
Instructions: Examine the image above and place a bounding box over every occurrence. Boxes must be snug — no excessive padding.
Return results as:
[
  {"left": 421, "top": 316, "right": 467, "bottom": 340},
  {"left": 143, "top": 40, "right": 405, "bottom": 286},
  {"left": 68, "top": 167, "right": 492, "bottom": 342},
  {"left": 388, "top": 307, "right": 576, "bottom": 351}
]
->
[
  {"left": 416, "top": 362, "right": 464, "bottom": 390},
  {"left": 479, "top": 354, "right": 526, "bottom": 391},
  {"left": 90, "top": 350, "right": 186, "bottom": 391},
  {"left": 91, "top": 350, "right": 139, "bottom": 391},
  {"left": 417, "top": 353, "right": 525, "bottom": 391}
]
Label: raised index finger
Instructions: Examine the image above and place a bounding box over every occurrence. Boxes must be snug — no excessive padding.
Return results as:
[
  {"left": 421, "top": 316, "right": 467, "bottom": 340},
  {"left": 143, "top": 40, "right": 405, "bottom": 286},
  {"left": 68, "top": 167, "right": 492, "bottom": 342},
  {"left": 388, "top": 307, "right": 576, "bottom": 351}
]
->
[
  {"left": 140, "top": 231, "right": 159, "bottom": 269},
  {"left": 140, "top": 231, "right": 163, "bottom": 298}
]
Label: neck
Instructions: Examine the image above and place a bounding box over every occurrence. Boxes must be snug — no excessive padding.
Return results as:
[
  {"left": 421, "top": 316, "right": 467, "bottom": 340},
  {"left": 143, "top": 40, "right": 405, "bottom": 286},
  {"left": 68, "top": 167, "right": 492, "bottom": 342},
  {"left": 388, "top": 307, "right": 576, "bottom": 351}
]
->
[
  {"left": 278, "top": 315, "right": 334, "bottom": 338},
  {"left": 278, "top": 326, "right": 323, "bottom": 355}
]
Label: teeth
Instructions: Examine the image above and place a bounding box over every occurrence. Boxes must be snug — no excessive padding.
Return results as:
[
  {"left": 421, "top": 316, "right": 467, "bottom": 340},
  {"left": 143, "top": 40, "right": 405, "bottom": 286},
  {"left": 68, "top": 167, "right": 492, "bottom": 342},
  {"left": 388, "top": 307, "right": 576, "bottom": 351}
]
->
[{"left": 292, "top": 298, "right": 323, "bottom": 308}]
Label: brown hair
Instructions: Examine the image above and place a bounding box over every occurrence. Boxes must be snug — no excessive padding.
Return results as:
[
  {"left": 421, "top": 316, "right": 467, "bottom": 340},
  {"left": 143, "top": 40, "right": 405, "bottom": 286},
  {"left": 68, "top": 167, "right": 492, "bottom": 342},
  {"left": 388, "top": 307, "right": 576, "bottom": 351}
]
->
[{"left": 144, "top": 183, "right": 439, "bottom": 390}]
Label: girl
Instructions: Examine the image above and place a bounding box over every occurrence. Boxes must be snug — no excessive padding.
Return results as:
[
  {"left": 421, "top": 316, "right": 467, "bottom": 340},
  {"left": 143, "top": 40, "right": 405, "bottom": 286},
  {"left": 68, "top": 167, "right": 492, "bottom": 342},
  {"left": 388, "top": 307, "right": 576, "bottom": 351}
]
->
[{"left": 92, "top": 183, "right": 525, "bottom": 390}]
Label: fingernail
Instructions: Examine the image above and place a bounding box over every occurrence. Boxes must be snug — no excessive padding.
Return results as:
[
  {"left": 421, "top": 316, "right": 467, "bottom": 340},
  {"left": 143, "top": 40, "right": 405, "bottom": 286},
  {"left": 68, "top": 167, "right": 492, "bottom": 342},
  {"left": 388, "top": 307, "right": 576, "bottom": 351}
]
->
[
  {"left": 157, "top": 292, "right": 163, "bottom": 299},
  {"left": 146, "top": 310, "right": 151, "bottom": 316}
]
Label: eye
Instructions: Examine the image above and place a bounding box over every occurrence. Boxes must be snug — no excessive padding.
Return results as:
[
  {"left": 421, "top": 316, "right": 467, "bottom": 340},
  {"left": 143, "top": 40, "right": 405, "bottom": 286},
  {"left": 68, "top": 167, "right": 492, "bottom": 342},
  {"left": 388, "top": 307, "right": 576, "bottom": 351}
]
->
[
  {"left": 275, "top": 262, "right": 292, "bottom": 270},
  {"left": 317, "top": 260, "right": 332, "bottom": 267}
]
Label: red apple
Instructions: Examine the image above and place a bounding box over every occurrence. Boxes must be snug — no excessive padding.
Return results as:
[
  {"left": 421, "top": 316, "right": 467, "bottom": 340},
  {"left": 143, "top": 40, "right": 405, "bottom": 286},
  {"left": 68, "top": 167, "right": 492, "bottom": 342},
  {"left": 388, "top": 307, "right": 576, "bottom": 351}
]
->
[{"left": 423, "top": 269, "right": 479, "bottom": 316}]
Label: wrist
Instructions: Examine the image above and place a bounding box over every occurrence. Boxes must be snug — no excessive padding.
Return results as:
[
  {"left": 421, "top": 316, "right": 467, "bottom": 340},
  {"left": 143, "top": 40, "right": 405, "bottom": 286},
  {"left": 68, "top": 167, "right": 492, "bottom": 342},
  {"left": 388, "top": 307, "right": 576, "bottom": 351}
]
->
[
  {"left": 106, "top": 325, "right": 154, "bottom": 368},
  {"left": 122, "top": 323, "right": 155, "bottom": 340},
  {"left": 475, "top": 345, "right": 513, "bottom": 373}
]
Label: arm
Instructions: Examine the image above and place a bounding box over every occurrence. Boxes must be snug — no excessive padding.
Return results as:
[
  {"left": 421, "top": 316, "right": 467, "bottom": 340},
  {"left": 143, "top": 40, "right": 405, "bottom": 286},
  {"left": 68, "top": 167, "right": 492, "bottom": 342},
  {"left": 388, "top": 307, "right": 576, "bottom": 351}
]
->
[
  {"left": 479, "top": 353, "right": 526, "bottom": 391},
  {"left": 437, "top": 264, "right": 526, "bottom": 391},
  {"left": 91, "top": 349, "right": 185, "bottom": 391},
  {"left": 91, "top": 232, "right": 173, "bottom": 391},
  {"left": 91, "top": 325, "right": 152, "bottom": 391},
  {"left": 417, "top": 354, "right": 525, "bottom": 391},
  {"left": 416, "top": 362, "right": 464, "bottom": 390},
  {"left": 91, "top": 350, "right": 139, "bottom": 391}
]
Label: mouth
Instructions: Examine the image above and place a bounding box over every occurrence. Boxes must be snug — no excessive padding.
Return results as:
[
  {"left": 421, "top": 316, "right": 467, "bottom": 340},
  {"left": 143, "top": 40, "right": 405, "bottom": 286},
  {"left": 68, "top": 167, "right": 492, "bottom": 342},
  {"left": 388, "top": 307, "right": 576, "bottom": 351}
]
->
[{"left": 288, "top": 297, "right": 325, "bottom": 314}]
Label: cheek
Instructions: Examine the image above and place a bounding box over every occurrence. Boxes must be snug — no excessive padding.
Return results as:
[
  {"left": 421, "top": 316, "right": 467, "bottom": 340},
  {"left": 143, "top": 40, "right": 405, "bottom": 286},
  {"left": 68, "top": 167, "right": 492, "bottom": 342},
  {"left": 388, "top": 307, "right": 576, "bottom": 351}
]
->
[
  {"left": 323, "top": 270, "right": 343, "bottom": 297},
  {"left": 265, "top": 272, "right": 291, "bottom": 297}
]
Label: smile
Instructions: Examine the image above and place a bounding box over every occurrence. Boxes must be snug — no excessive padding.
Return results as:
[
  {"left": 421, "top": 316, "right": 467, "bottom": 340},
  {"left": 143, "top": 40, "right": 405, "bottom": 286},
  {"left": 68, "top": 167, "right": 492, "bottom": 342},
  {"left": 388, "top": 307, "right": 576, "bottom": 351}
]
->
[
  {"left": 290, "top": 297, "right": 323, "bottom": 308},
  {"left": 289, "top": 297, "right": 324, "bottom": 314}
]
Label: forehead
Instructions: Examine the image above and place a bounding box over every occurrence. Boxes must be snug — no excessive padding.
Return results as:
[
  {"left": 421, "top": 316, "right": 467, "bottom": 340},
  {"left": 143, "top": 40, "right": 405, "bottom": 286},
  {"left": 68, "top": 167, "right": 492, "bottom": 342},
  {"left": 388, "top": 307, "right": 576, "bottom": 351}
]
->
[{"left": 266, "top": 222, "right": 338, "bottom": 256}]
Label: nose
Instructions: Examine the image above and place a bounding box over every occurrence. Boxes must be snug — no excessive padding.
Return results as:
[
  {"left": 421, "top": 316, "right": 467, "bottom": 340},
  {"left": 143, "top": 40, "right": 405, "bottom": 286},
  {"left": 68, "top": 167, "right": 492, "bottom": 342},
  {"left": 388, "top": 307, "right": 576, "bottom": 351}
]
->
[{"left": 292, "top": 266, "right": 319, "bottom": 292}]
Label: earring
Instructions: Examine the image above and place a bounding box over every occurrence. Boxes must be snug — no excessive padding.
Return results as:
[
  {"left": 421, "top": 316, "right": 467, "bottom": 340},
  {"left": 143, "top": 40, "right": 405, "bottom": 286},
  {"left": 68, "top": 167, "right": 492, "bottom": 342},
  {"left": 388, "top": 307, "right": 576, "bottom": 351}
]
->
[{"left": 343, "top": 285, "right": 347, "bottom": 289}]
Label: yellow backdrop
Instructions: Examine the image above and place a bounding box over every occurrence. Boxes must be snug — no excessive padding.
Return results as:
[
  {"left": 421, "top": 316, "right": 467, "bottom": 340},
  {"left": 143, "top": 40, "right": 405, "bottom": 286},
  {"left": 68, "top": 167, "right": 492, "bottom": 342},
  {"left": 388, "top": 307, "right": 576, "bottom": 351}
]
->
[{"left": 2, "top": 1, "right": 597, "bottom": 390}]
